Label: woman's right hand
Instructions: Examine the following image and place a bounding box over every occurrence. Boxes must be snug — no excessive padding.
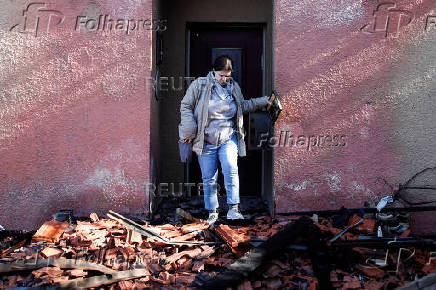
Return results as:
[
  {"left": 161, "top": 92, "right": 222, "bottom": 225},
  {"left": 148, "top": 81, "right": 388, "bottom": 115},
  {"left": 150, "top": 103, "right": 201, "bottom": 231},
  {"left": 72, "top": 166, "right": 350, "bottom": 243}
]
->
[{"left": 181, "top": 138, "right": 193, "bottom": 143}]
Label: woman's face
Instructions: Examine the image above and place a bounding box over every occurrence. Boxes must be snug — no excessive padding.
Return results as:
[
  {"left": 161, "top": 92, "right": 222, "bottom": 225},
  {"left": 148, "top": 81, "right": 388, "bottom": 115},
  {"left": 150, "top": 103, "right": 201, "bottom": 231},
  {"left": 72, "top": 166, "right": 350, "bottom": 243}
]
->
[{"left": 213, "top": 70, "right": 232, "bottom": 86}]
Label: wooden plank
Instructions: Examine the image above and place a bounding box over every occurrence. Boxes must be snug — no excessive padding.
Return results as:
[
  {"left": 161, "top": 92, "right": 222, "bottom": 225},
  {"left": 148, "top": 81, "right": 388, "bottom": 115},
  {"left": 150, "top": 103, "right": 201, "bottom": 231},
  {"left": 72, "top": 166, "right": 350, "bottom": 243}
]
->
[
  {"left": 58, "top": 268, "right": 150, "bottom": 288},
  {"left": 107, "top": 210, "right": 218, "bottom": 246},
  {"left": 0, "top": 258, "right": 117, "bottom": 275}
]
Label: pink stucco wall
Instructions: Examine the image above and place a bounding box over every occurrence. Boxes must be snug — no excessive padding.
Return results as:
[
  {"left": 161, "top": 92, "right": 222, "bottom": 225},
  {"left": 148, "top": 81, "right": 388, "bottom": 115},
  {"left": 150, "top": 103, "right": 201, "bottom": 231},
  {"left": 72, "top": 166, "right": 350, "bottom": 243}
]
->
[
  {"left": 1, "top": 0, "right": 435, "bottom": 229},
  {"left": 273, "top": 0, "right": 436, "bottom": 213},
  {"left": 0, "top": 0, "right": 153, "bottom": 229}
]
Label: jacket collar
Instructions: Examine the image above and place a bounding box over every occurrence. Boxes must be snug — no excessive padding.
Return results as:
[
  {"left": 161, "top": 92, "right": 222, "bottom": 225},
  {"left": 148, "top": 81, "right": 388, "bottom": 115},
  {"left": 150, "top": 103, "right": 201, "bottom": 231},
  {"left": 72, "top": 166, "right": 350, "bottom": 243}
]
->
[
  {"left": 207, "top": 71, "right": 234, "bottom": 88},
  {"left": 206, "top": 71, "right": 241, "bottom": 107}
]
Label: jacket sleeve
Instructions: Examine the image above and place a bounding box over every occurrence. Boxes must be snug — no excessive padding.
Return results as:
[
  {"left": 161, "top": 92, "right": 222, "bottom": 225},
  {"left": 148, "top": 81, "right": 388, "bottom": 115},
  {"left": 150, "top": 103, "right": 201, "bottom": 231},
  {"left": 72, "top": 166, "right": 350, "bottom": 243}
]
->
[
  {"left": 235, "top": 83, "right": 271, "bottom": 113},
  {"left": 179, "top": 81, "right": 199, "bottom": 140},
  {"left": 241, "top": 96, "right": 270, "bottom": 113}
]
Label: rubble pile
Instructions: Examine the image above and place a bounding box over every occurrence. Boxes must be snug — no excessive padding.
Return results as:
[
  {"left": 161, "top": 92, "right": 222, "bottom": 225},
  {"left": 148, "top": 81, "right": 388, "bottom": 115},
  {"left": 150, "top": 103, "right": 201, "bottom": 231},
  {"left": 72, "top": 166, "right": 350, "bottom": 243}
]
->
[{"left": 0, "top": 208, "right": 435, "bottom": 289}]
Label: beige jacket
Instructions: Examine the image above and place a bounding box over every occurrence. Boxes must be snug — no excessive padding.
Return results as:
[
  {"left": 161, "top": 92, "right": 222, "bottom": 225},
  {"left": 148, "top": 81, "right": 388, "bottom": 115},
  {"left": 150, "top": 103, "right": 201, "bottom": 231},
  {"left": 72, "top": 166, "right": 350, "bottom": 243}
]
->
[{"left": 179, "top": 72, "right": 269, "bottom": 157}]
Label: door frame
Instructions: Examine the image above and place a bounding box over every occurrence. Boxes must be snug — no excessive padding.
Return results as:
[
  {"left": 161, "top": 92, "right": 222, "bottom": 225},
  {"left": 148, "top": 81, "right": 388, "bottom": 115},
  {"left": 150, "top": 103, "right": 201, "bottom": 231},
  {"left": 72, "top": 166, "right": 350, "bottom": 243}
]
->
[{"left": 185, "top": 22, "right": 274, "bottom": 215}]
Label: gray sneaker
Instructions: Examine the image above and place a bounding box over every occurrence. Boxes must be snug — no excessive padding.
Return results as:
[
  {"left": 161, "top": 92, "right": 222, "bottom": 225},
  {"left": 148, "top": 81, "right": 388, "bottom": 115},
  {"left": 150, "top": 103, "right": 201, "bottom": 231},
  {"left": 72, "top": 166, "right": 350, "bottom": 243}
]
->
[
  {"left": 206, "top": 212, "right": 219, "bottom": 225},
  {"left": 227, "top": 208, "right": 244, "bottom": 220}
]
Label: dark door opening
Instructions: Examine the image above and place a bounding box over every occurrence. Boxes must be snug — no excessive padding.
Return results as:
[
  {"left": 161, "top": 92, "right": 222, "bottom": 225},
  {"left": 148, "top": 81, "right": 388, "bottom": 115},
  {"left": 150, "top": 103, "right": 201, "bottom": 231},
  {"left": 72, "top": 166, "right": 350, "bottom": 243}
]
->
[{"left": 186, "top": 23, "right": 264, "bottom": 196}]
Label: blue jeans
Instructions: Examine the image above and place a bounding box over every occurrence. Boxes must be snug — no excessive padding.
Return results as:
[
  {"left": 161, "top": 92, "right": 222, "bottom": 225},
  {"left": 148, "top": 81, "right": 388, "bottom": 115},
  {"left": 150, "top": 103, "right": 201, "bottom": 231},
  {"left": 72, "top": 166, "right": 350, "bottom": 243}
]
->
[{"left": 197, "top": 134, "right": 239, "bottom": 210}]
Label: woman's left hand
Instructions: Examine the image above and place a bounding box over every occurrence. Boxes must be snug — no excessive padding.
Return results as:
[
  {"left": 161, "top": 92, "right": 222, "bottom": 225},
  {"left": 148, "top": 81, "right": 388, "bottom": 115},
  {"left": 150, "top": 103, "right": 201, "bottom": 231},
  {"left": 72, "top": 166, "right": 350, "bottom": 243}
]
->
[{"left": 266, "top": 95, "right": 273, "bottom": 110}]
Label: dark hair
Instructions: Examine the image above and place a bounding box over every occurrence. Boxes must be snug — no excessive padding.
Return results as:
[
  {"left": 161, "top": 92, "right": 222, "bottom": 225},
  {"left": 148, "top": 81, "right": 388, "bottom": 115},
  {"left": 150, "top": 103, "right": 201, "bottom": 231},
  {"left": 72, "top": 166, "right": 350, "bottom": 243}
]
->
[{"left": 212, "top": 55, "right": 233, "bottom": 71}]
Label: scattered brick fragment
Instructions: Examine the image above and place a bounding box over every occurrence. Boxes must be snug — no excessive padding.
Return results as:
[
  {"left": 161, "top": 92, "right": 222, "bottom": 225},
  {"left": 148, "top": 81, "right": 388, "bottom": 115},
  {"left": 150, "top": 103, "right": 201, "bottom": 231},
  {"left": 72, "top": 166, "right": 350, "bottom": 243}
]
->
[
  {"left": 90, "top": 213, "right": 99, "bottom": 223},
  {"left": 68, "top": 269, "right": 87, "bottom": 277},
  {"left": 356, "top": 264, "right": 385, "bottom": 279},
  {"left": 348, "top": 214, "right": 376, "bottom": 233},
  {"left": 32, "top": 266, "right": 64, "bottom": 279},
  {"left": 41, "top": 247, "right": 63, "bottom": 258},
  {"left": 342, "top": 280, "right": 362, "bottom": 289},
  {"left": 33, "top": 220, "right": 70, "bottom": 243},
  {"left": 215, "top": 224, "right": 250, "bottom": 247},
  {"left": 181, "top": 222, "right": 210, "bottom": 234},
  {"left": 126, "top": 229, "right": 142, "bottom": 245}
]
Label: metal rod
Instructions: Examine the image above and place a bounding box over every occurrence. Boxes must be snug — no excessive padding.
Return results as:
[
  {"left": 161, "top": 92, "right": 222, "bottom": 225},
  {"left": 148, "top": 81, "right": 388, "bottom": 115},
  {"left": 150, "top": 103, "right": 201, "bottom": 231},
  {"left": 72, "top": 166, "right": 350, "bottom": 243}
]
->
[{"left": 276, "top": 206, "right": 436, "bottom": 216}]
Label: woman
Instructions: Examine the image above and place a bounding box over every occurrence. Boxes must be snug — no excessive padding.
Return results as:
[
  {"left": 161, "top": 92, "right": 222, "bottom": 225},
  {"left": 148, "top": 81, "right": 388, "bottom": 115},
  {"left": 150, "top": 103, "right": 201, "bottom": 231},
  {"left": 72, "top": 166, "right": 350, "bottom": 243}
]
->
[{"left": 179, "top": 55, "right": 270, "bottom": 224}]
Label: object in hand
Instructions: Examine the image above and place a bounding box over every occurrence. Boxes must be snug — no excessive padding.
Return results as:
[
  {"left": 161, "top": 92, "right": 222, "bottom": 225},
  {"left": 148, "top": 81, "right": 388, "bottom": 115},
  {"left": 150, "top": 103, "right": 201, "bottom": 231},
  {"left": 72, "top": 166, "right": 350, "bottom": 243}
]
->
[
  {"left": 178, "top": 140, "right": 193, "bottom": 163},
  {"left": 267, "top": 90, "right": 282, "bottom": 124}
]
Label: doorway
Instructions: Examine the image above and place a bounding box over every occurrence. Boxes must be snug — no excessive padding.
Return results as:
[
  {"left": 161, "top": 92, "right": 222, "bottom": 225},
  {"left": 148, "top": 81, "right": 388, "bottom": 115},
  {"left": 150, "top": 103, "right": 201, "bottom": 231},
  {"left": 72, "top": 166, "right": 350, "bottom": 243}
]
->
[
  {"left": 186, "top": 23, "right": 264, "bottom": 197},
  {"left": 156, "top": 0, "right": 274, "bottom": 215}
]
